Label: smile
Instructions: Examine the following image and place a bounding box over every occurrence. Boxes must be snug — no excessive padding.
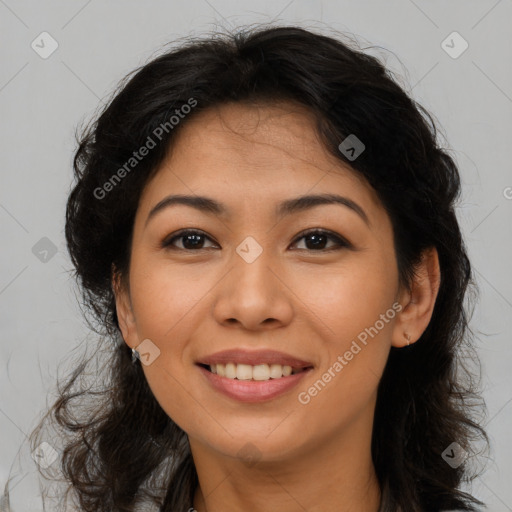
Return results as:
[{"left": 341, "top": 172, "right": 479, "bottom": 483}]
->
[
  {"left": 202, "top": 362, "right": 308, "bottom": 380},
  {"left": 197, "top": 363, "right": 313, "bottom": 403},
  {"left": 196, "top": 349, "right": 314, "bottom": 402}
]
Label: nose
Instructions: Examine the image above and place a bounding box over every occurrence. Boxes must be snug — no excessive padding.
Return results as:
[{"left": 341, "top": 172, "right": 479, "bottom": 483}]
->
[{"left": 211, "top": 247, "right": 294, "bottom": 331}]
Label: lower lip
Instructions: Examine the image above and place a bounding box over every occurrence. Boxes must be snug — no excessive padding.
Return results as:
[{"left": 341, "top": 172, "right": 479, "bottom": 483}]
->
[{"left": 197, "top": 365, "right": 312, "bottom": 403}]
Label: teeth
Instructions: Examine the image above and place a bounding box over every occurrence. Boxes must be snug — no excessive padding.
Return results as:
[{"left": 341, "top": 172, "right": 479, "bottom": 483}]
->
[
  {"left": 269, "top": 364, "right": 283, "bottom": 379},
  {"left": 253, "top": 364, "right": 271, "bottom": 381},
  {"left": 209, "top": 363, "right": 302, "bottom": 380},
  {"left": 225, "top": 363, "right": 237, "bottom": 379},
  {"left": 236, "top": 364, "right": 253, "bottom": 380}
]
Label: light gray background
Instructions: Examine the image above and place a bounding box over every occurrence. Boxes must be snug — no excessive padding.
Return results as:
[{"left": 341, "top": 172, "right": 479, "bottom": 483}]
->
[{"left": 1, "top": 0, "right": 511, "bottom": 510}]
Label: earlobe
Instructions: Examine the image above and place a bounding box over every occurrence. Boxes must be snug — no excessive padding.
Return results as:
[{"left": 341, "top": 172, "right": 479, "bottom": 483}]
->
[{"left": 391, "top": 247, "right": 441, "bottom": 348}]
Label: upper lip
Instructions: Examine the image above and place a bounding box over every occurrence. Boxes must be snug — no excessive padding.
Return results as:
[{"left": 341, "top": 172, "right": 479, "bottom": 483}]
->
[{"left": 197, "top": 349, "right": 313, "bottom": 369}]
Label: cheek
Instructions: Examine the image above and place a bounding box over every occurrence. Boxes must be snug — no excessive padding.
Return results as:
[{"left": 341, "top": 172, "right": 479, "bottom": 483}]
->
[
  {"left": 293, "top": 256, "right": 397, "bottom": 401},
  {"left": 129, "top": 259, "right": 208, "bottom": 430},
  {"left": 290, "top": 256, "right": 397, "bottom": 345},
  {"left": 294, "top": 277, "right": 396, "bottom": 429},
  {"left": 129, "top": 257, "right": 212, "bottom": 341}
]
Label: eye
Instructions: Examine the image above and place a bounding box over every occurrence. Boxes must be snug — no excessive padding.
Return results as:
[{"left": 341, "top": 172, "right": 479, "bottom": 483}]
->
[
  {"left": 290, "top": 229, "right": 351, "bottom": 252},
  {"left": 161, "top": 229, "right": 218, "bottom": 251},
  {"left": 161, "top": 228, "right": 351, "bottom": 252}
]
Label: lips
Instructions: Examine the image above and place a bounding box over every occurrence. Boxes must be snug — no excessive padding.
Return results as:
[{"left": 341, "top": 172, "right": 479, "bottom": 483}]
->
[
  {"left": 196, "top": 349, "right": 313, "bottom": 370},
  {"left": 195, "top": 349, "right": 314, "bottom": 402}
]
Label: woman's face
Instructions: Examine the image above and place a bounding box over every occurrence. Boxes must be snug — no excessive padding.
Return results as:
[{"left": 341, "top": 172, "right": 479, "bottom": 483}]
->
[{"left": 116, "top": 101, "right": 408, "bottom": 463}]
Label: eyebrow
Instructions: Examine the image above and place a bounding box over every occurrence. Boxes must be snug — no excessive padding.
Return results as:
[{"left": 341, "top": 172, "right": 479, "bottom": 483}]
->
[{"left": 145, "top": 193, "right": 370, "bottom": 227}]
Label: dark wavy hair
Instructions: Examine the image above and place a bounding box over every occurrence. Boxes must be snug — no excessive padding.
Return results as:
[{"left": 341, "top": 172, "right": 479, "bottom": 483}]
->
[{"left": 6, "top": 24, "right": 489, "bottom": 511}]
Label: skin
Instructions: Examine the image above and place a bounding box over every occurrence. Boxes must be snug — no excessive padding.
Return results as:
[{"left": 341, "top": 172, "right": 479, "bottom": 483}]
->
[{"left": 113, "top": 100, "right": 440, "bottom": 512}]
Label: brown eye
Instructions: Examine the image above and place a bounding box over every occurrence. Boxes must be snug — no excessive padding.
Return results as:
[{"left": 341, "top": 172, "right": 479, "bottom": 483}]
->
[
  {"left": 291, "top": 229, "right": 351, "bottom": 251},
  {"left": 162, "top": 230, "right": 218, "bottom": 250},
  {"left": 161, "top": 228, "right": 351, "bottom": 252}
]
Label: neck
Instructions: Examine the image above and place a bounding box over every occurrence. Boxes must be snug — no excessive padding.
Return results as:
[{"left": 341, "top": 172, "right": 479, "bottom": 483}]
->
[{"left": 190, "top": 406, "right": 381, "bottom": 512}]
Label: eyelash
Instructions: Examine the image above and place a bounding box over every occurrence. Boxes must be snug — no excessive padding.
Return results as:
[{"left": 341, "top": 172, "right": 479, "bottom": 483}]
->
[{"left": 161, "top": 228, "right": 352, "bottom": 252}]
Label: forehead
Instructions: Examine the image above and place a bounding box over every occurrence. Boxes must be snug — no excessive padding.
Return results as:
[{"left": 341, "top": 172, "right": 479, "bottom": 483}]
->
[
  {"left": 137, "top": 101, "right": 384, "bottom": 223},
  {"left": 172, "top": 101, "right": 347, "bottom": 171}
]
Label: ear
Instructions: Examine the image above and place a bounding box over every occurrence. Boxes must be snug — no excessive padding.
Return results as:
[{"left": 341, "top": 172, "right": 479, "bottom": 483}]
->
[
  {"left": 391, "top": 247, "right": 441, "bottom": 348},
  {"left": 111, "top": 266, "right": 138, "bottom": 349}
]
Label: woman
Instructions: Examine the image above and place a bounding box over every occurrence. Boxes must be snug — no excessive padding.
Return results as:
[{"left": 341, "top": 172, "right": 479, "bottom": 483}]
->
[{"left": 5, "top": 24, "right": 488, "bottom": 511}]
